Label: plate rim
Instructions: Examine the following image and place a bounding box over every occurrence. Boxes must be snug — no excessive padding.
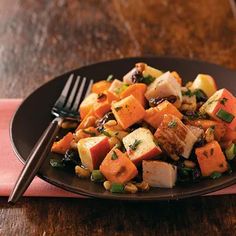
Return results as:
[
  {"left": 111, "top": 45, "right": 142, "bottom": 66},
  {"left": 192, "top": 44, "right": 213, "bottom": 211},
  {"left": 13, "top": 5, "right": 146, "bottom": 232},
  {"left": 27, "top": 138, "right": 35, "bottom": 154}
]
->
[{"left": 9, "top": 56, "right": 236, "bottom": 201}]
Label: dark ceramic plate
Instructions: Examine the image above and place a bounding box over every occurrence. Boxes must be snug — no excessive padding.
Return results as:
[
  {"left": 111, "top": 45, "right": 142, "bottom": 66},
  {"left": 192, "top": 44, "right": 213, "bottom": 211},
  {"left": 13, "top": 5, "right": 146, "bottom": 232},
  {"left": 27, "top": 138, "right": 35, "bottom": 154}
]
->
[{"left": 10, "top": 57, "right": 236, "bottom": 201}]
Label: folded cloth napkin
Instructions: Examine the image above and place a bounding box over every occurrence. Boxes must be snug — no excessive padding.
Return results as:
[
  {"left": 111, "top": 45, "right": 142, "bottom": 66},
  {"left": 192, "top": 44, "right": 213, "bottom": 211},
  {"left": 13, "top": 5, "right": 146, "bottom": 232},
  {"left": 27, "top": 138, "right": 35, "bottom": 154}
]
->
[{"left": 0, "top": 99, "right": 235, "bottom": 197}]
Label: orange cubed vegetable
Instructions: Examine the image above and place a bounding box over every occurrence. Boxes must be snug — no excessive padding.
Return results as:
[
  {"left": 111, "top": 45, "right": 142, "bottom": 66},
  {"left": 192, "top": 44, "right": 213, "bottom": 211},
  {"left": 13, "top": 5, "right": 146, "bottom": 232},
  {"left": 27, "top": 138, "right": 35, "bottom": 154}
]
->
[
  {"left": 79, "top": 93, "right": 98, "bottom": 120},
  {"left": 144, "top": 100, "right": 183, "bottom": 129},
  {"left": 93, "top": 90, "right": 118, "bottom": 118},
  {"left": 195, "top": 141, "right": 228, "bottom": 177},
  {"left": 51, "top": 132, "right": 74, "bottom": 154},
  {"left": 222, "top": 127, "right": 236, "bottom": 143},
  {"left": 111, "top": 95, "right": 146, "bottom": 129},
  {"left": 171, "top": 71, "right": 182, "bottom": 85},
  {"left": 99, "top": 148, "right": 138, "bottom": 184},
  {"left": 120, "top": 83, "right": 147, "bottom": 107},
  {"left": 200, "top": 89, "right": 236, "bottom": 131},
  {"left": 187, "top": 119, "right": 226, "bottom": 141},
  {"left": 91, "top": 80, "right": 111, "bottom": 94}
]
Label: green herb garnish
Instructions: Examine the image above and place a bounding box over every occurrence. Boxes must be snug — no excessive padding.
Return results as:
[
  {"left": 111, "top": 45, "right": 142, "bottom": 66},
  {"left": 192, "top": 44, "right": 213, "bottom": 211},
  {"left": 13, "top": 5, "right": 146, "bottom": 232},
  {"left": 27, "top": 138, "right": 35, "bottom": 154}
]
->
[
  {"left": 182, "top": 89, "right": 193, "bottom": 97},
  {"left": 110, "top": 183, "right": 124, "bottom": 193},
  {"left": 210, "top": 172, "right": 222, "bottom": 179},
  {"left": 111, "top": 151, "right": 118, "bottom": 160},
  {"left": 107, "top": 74, "right": 115, "bottom": 82},
  {"left": 82, "top": 129, "right": 96, "bottom": 136},
  {"left": 168, "top": 120, "right": 177, "bottom": 128},
  {"left": 141, "top": 75, "right": 156, "bottom": 85},
  {"left": 220, "top": 97, "right": 228, "bottom": 105},
  {"left": 129, "top": 139, "right": 142, "bottom": 151},
  {"left": 101, "top": 130, "right": 111, "bottom": 137},
  {"left": 50, "top": 159, "right": 65, "bottom": 168},
  {"left": 216, "top": 109, "right": 235, "bottom": 123}
]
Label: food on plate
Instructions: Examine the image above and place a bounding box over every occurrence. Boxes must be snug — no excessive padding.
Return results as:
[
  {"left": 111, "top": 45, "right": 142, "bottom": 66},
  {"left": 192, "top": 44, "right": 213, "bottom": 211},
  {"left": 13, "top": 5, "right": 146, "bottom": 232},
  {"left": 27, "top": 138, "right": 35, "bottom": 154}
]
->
[{"left": 50, "top": 63, "right": 236, "bottom": 194}]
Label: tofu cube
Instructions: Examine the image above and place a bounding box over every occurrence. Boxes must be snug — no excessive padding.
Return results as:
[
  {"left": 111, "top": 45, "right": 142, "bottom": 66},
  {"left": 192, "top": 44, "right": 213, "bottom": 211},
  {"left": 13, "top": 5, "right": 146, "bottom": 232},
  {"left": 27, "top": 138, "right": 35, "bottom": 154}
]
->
[
  {"left": 108, "top": 79, "right": 124, "bottom": 96},
  {"left": 123, "top": 128, "right": 162, "bottom": 164},
  {"left": 154, "top": 114, "right": 197, "bottom": 158},
  {"left": 77, "top": 136, "right": 111, "bottom": 171},
  {"left": 143, "top": 160, "right": 177, "bottom": 188},
  {"left": 200, "top": 89, "right": 236, "bottom": 131},
  {"left": 145, "top": 71, "right": 182, "bottom": 107},
  {"left": 111, "top": 95, "right": 146, "bottom": 129}
]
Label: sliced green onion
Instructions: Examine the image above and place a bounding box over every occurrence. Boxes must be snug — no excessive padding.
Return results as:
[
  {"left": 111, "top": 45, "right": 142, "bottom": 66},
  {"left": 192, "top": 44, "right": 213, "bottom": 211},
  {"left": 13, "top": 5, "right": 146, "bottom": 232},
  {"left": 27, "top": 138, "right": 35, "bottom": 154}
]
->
[
  {"left": 210, "top": 172, "right": 222, "bottom": 179},
  {"left": 216, "top": 109, "right": 235, "bottom": 123},
  {"left": 91, "top": 170, "right": 105, "bottom": 182},
  {"left": 225, "top": 143, "right": 236, "bottom": 160},
  {"left": 110, "top": 183, "right": 124, "bottom": 193}
]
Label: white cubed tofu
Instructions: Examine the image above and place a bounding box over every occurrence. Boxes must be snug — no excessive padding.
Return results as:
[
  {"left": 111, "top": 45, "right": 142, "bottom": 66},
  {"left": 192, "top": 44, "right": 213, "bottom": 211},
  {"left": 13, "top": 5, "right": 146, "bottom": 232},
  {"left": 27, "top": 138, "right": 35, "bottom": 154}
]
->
[
  {"left": 145, "top": 71, "right": 182, "bottom": 104},
  {"left": 77, "top": 136, "right": 111, "bottom": 171},
  {"left": 186, "top": 125, "right": 204, "bottom": 140},
  {"left": 143, "top": 160, "right": 177, "bottom": 188},
  {"left": 123, "top": 128, "right": 162, "bottom": 164},
  {"left": 154, "top": 114, "right": 197, "bottom": 159}
]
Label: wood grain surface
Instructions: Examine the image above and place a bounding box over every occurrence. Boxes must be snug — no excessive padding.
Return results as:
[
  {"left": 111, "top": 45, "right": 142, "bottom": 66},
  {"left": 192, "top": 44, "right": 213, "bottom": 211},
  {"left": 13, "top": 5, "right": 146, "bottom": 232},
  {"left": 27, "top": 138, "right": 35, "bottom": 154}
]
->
[{"left": 1, "top": 0, "right": 236, "bottom": 235}]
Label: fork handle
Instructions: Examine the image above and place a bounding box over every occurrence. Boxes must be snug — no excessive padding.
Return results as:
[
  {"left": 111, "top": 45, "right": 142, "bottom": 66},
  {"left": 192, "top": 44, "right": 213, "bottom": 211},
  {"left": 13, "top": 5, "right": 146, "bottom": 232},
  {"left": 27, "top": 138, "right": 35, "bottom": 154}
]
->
[{"left": 8, "top": 117, "right": 63, "bottom": 204}]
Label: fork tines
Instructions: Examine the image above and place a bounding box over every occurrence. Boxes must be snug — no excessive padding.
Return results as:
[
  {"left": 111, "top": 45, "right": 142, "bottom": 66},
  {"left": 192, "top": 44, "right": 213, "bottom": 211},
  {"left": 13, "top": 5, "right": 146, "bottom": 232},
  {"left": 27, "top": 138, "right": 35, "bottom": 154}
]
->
[{"left": 54, "top": 74, "right": 93, "bottom": 114}]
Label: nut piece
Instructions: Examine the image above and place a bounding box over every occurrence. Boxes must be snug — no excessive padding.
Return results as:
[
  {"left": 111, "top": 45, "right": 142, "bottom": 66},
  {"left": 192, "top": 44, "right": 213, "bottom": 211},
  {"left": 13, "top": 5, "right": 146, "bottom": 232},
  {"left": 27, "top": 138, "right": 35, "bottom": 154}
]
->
[
  {"left": 103, "top": 181, "right": 111, "bottom": 191},
  {"left": 70, "top": 139, "right": 78, "bottom": 150},
  {"left": 104, "top": 120, "right": 117, "bottom": 127},
  {"left": 135, "top": 181, "right": 150, "bottom": 192},
  {"left": 124, "top": 183, "right": 138, "bottom": 194},
  {"left": 83, "top": 116, "right": 97, "bottom": 129},
  {"left": 205, "top": 127, "right": 214, "bottom": 143},
  {"left": 108, "top": 136, "right": 121, "bottom": 149},
  {"left": 61, "top": 121, "right": 78, "bottom": 129},
  {"left": 184, "top": 160, "right": 196, "bottom": 168},
  {"left": 75, "top": 165, "right": 91, "bottom": 178}
]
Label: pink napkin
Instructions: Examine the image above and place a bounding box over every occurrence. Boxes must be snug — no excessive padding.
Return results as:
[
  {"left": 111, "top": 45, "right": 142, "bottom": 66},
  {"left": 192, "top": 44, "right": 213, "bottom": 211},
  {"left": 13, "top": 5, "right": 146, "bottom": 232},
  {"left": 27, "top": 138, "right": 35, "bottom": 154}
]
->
[{"left": 0, "top": 99, "right": 235, "bottom": 198}]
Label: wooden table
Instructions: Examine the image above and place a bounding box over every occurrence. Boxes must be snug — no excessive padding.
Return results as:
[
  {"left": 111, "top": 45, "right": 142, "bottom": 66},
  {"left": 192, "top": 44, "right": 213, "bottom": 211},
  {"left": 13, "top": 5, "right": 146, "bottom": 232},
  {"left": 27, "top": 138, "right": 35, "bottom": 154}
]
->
[{"left": 1, "top": 1, "right": 236, "bottom": 235}]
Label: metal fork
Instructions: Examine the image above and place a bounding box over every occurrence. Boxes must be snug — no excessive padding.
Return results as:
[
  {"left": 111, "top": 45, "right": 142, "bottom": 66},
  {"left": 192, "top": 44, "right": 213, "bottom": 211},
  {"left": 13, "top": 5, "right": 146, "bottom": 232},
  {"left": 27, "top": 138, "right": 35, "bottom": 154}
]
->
[{"left": 8, "top": 74, "right": 93, "bottom": 204}]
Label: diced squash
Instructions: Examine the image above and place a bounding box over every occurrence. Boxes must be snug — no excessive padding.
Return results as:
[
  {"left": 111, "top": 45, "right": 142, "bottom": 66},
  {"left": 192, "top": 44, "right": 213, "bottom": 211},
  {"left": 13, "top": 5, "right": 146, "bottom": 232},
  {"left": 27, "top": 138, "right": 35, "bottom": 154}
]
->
[
  {"left": 79, "top": 93, "right": 97, "bottom": 119},
  {"left": 99, "top": 148, "right": 138, "bottom": 184},
  {"left": 123, "top": 128, "right": 162, "bottom": 164},
  {"left": 120, "top": 83, "right": 147, "bottom": 107},
  {"left": 187, "top": 119, "right": 226, "bottom": 141},
  {"left": 144, "top": 100, "right": 183, "bottom": 129},
  {"left": 171, "top": 71, "right": 182, "bottom": 85},
  {"left": 222, "top": 127, "right": 236, "bottom": 143},
  {"left": 51, "top": 132, "right": 74, "bottom": 154},
  {"left": 195, "top": 141, "right": 228, "bottom": 177},
  {"left": 93, "top": 91, "right": 118, "bottom": 118},
  {"left": 143, "top": 160, "right": 177, "bottom": 188},
  {"left": 200, "top": 89, "right": 236, "bottom": 131},
  {"left": 111, "top": 95, "right": 146, "bottom": 129},
  {"left": 91, "top": 80, "right": 111, "bottom": 94}
]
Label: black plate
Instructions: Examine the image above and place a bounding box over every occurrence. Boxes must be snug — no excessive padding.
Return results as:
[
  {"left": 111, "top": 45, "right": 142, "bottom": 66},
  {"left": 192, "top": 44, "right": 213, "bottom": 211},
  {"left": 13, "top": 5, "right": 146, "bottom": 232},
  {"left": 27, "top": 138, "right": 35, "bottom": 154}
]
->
[{"left": 10, "top": 57, "right": 236, "bottom": 201}]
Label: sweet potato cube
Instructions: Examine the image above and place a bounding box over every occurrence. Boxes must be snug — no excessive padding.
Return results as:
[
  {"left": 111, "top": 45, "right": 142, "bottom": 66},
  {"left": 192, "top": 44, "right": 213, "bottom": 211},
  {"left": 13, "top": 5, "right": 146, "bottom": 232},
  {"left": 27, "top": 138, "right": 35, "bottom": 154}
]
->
[
  {"left": 195, "top": 141, "right": 228, "bottom": 177},
  {"left": 100, "top": 148, "right": 138, "bottom": 184},
  {"left": 79, "top": 93, "right": 98, "bottom": 119},
  {"left": 123, "top": 128, "right": 162, "bottom": 164},
  {"left": 93, "top": 91, "right": 118, "bottom": 118},
  {"left": 51, "top": 132, "right": 74, "bottom": 154},
  {"left": 91, "top": 80, "right": 111, "bottom": 94},
  {"left": 111, "top": 95, "right": 146, "bottom": 129},
  {"left": 200, "top": 89, "right": 236, "bottom": 131},
  {"left": 144, "top": 100, "right": 183, "bottom": 129},
  {"left": 120, "top": 83, "right": 147, "bottom": 107}
]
